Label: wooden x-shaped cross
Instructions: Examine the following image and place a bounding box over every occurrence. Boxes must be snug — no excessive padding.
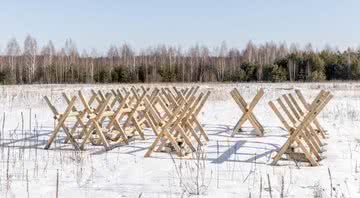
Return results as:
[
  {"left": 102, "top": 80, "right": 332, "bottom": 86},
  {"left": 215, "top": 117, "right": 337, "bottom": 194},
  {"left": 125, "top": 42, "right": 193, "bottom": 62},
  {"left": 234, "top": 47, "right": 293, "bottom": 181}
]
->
[
  {"left": 295, "top": 89, "right": 327, "bottom": 138},
  {"left": 230, "top": 88, "right": 264, "bottom": 137},
  {"left": 144, "top": 95, "right": 196, "bottom": 157},
  {"left": 44, "top": 95, "right": 80, "bottom": 150},
  {"left": 269, "top": 90, "right": 333, "bottom": 166}
]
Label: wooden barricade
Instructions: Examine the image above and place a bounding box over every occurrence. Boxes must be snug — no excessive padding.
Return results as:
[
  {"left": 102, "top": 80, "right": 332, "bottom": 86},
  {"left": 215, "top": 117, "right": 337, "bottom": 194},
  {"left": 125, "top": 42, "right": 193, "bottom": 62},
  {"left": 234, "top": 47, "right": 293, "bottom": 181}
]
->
[
  {"left": 268, "top": 90, "right": 333, "bottom": 166},
  {"left": 44, "top": 95, "right": 81, "bottom": 150},
  {"left": 44, "top": 86, "right": 209, "bottom": 156},
  {"left": 295, "top": 89, "right": 327, "bottom": 138},
  {"left": 78, "top": 92, "right": 115, "bottom": 150},
  {"left": 144, "top": 86, "right": 210, "bottom": 157},
  {"left": 77, "top": 87, "right": 152, "bottom": 150},
  {"left": 230, "top": 88, "right": 264, "bottom": 136}
]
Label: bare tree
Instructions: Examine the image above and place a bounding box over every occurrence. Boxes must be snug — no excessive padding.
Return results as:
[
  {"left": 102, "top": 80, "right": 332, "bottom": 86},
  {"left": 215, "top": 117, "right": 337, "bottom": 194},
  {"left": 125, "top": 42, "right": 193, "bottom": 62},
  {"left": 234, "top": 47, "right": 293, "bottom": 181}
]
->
[
  {"left": 23, "top": 35, "right": 38, "bottom": 83},
  {"left": 277, "top": 42, "right": 288, "bottom": 60},
  {"left": 243, "top": 41, "right": 256, "bottom": 63},
  {"left": 288, "top": 43, "right": 299, "bottom": 81},
  {"left": 107, "top": 45, "right": 119, "bottom": 79},
  {"left": 64, "top": 38, "right": 79, "bottom": 82},
  {"left": 89, "top": 48, "right": 98, "bottom": 82},
  {"left": 216, "top": 41, "right": 227, "bottom": 81},
  {"left": 0, "top": 36, "right": 352, "bottom": 84},
  {"left": 41, "top": 40, "right": 55, "bottom": 83},
  {"left": 5, "top": 38, "right": 21, "bottom": 83},
  {"left": 188, "top": 45, "right": 200, "bottom": 82},
  {"left": 199, "top": 46, "right": 211, "bottom": 81}
]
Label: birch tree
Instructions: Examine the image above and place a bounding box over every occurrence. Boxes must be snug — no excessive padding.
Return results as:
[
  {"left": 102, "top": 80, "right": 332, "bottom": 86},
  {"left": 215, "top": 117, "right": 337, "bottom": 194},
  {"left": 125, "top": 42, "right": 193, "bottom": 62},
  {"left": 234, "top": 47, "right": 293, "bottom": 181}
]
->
[
  {"left": 64, "top": 38, "right": 79, "bottom": 82},
  {"left": 6, "top": 38, "right": 21, "bottom": 84},
  {"left": 23, "top": 35, "right": 38, "bottom": 83},
  {"left": 107, "top": 45, "right": 119, "bottom": 79},
  {"left": 41, "top": 40, "right": 55, "bottom": 83}
]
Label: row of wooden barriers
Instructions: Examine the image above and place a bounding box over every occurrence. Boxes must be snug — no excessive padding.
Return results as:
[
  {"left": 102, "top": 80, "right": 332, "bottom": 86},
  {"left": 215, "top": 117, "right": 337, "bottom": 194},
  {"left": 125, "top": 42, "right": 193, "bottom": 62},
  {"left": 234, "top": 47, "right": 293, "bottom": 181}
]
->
[
  {"left": 230, "top": 88, "right": 333, "bottom": 166},
  {"left": 44, "top": 86, "right": 332, "bottom": 166},
  {"left": 44, "top": 86, "right": 210, "bottom": 157}
]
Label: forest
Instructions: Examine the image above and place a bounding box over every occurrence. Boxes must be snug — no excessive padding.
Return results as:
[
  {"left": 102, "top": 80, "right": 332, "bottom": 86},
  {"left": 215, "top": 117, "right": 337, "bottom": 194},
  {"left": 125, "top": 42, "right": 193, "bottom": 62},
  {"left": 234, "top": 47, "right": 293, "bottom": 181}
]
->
[{"left": 0, "top": 35, "right": 360, "bottom": 84}]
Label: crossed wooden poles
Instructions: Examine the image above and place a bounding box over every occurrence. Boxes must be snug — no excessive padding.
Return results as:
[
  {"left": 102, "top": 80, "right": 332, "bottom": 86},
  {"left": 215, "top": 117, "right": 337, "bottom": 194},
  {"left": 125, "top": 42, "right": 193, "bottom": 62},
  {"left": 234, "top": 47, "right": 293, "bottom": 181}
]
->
[
  {"left": 44, "top": 86, "right": 210, "bottom": 157},
  {"left": 45, "top": 85, "right": 332, "bottom": 165},
  {"left": 230, "top": 88, "right": 264, "bottom": 136},
  {"left": 230, "top": 88, "right": 332, "bottom": 166},
  {"left": 268, "top": 89, "right": 332, "bottom": 166},
  {"left": 144, "top": 86, "right": 211, "bottom": 157}
]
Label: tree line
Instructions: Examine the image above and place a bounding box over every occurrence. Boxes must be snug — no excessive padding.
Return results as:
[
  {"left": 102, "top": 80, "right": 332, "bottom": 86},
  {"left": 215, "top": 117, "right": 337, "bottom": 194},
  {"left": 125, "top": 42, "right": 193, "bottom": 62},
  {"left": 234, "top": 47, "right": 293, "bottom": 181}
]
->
[{"left": 0, "top": 35, "right": 359, "bottom": 84}]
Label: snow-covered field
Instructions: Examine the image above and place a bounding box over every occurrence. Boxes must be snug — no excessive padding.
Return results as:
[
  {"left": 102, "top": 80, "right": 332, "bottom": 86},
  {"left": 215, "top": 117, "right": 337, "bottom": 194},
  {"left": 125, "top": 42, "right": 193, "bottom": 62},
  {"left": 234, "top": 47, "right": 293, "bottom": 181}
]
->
[{"left": 0, "top": 82, "right": 359, "bottom": 198}]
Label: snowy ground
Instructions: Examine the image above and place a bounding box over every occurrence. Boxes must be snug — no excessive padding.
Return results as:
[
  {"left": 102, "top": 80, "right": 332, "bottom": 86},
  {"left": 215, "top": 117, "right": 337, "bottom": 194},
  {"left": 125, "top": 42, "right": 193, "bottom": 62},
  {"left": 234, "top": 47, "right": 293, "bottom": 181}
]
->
[{"left": 0, "top": 82, "right": 359, "bottom": 198}]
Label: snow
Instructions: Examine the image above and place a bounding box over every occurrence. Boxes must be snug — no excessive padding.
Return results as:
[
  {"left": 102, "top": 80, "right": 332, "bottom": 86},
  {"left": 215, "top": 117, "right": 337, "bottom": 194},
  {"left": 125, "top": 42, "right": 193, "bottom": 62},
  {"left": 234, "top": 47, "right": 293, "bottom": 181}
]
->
[{"left": 0, "top": 82, "right": 359, "bottom": 197}]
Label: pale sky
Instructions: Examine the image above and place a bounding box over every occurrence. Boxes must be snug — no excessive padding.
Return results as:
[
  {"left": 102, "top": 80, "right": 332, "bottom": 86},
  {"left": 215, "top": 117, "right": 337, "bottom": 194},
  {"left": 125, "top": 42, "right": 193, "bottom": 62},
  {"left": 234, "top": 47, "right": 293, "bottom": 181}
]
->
[{"left": 0, "top": 0, "right": 359, "bottom": 53}]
